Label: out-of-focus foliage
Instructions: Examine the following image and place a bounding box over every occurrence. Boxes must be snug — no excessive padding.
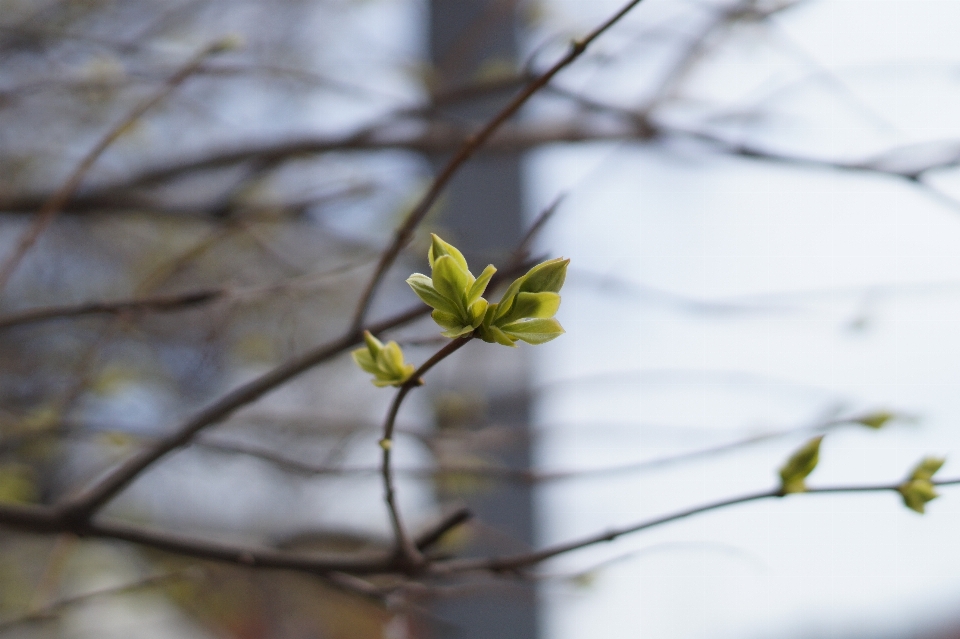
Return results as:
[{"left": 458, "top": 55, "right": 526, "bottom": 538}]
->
[
  {"left": 0, "top": 1, "right": 429, "bottom": 637},
  {"left": 778, "top": 436, "right": 822, "bottom": 494}
]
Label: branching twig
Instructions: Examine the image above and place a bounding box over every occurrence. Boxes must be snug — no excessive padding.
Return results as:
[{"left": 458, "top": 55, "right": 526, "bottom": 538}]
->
[
  {"left": 4, "top": 478, "right": 958, "bottom": 582},
  {"left": 0, "top": 256, "right": 375, "bottom": 332},
  {"left": 415, "top": 508, "right": 473, "bottom": 553},
  {"left": 0, "top": 289, "right": 224, "bottom": 331},
  {"left": 0, "top": 41, "right": 228, "bottom": 292},
  {"left": 431, "top": 478, "right": 960, "bottom": 575},
  {"left": 55, "top": 255, "right": 539, "bottom": 522},
  {"left": 347, "top": 0, "right": 651, "bottom": 331},
  {"left": 380, "top": 337, "right": 474, "bottom": 567}
]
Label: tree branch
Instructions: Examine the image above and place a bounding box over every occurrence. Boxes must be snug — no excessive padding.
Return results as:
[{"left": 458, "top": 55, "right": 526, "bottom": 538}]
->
[
  {"left": 0, "top": 289, "right": 224, "bottom": 331},
  {"left": 347, "top": 0, "right": 651, "bottom": 331},
  {"left": 432, "top": 478, "right": 960, "bottom": 575},
  {"left": 380, "top": 336, "right": 473, "bottom": 567},
  {"left": 55, "top": 252, "right": 540, "bottom": 523}
]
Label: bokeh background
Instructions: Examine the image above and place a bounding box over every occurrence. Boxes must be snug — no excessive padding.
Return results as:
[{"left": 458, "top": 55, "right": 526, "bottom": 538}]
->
[{"left": 2, "top": 0, "right": 960, "bottom": 638}]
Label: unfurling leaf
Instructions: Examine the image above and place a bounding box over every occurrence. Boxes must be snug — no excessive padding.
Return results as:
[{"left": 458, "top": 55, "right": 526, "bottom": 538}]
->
[
  {"left": 407, "top": 234, "right": 495, "bottom": 337},
  {"left": 351, "top": 331, "right": 415, "bottom": 387},
  {"left": 478, "top": 257, "right": 569, "bottom": 347},
  {"left": 908, "top": 456, "right": 945, "bottom": 482},
  {"left": 407, "top": 234, "right": 569, "bottom": 347},
  {"left": 854, "top": 411, "right": 896, "bottom": 430},
  {"left": 899, "top": 456, "right": 945, "bottom": 513},
  {"left": 778, "top": 436, "right": 823, "bottom": 494}
]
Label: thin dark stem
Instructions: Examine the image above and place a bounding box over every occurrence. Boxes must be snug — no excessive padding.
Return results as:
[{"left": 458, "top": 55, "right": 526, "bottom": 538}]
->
[
  {"left": 55, "top": 305, "right": 429, "bottom": 521},
  {"left": 56, "top": 259, "right": 537, "bottom": 524},
  {"left": 4, "top": 478, "right": 959, "bottom": 582},
  {"left": 431, "top": 478, "right": 960, "bottom": 574},
  {"left": 347, "top": 0, "right": 650, "bottom": 332},
  {"left": 380, "top": 336, "right": 473, "bottom": 567},
  {"left": 415, "top": 508, "right": 473, "bottom": 552},
  {"left": 0, "top": 501, "right": 399, "bottom": 575},
  {"left": 0, "top": 289, "right": 224, "bottom": 331},
  {"left": 8, "top": 118, "right": 960, "bottom": 220}
]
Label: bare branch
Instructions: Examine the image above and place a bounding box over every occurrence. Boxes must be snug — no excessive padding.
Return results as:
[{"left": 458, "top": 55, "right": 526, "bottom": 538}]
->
[
  {"left": 347, "top": 0, "right": 651, "bottom": 331},
  {"left": 432, "top": 478, "right": 960, "bottom": 575},
  {"left": 0, "top": 289, "right": 224, "bottom": 331},
  {"left": 0, "top": 502, "right": 401, "bottom": 575},
  {"left": 6, "top": 477, "right": 958, "bottom": 584},
  {"left": 415, "top": 508, "right": 473, "bottom": 553},
  {"left": 380, "top": 337, "right": 474, "bottom": 567},
  {"left": 55, "top": 255, "right": 540, "bottom": 523},
  {"left": 54, "top": 304, "right": 428, "bottom": 522}
]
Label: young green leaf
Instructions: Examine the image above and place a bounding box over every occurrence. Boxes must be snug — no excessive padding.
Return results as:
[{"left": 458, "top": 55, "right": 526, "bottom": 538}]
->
[
  {"left": 909, "top": 456, "right": 945, "bottom": 481},
  {"left": 429, "top": 234, "right": 469, "bottom": 272},
  {"left": 467, "top": 264, "right": 497, "bottom": 305},
  {"left": 498, "top": 318, "right": 565, "bottom": 345},
  {"left": 854, "top": 411, "right": 896, "bottom": 430},
  {"left": 479, "top": 257, "right": 569, "bottom": 347},
  {"left": 407, "top": 273, "right": 461, "bottom": 316},
  {"left": 778, "top": 436, "right": 823, "bottom": 494},
  {"left": 407, "top": 234, "right": 495, "bottom": 336},
  {"left": 898, "top": 456, "right": 945, "bottom": 514},
  {"left": 351, "top": 331, "right": 415, "bottom": 387}
]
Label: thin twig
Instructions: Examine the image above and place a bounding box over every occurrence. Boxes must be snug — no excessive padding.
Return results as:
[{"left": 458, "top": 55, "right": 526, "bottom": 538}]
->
[
  {"left": 4, "top": 478, "right": 958, "bottom": 581},
  {"left": 415, "top": 508, "right": 473, "bottom": 552},
  {"left": 380, "top": 337, "right": 474, "bottom": 567},
  {"left": 0, "top": 501, "right": 401, "bottom": 575},
  {"left": 8, "top": 117, "right": 960, "bottom": 220},
  {"left": 0, "top": 256, "right": 375, "bottom": 332},
  {"left": 195, "top": 413, "right": 850, "bottom": 485},
  {"left": 0, "top": 289, "right": 224, "bottom": 331},
  {"left": 348, "top": 0, "right": 651, "bottom": 331},
  {"left": 54, "top": 304, "right": 428, "bottom": 522},
  {"left": 56, "top": 259, "right": 538, "bottom": 522},
  {"left": 431, "top": 478, "right": 960, "bottom": 574}
]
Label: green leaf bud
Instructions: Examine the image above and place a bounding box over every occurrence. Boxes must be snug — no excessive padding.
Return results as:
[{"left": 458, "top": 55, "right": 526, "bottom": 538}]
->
[
  {"left": 498, "top": 317, "right": 566, "bottom": 345},
  {"left": 900, "top": 479, "right": 939, "bottom": 514},
  {"left": 909, "top": 456, "right": 945, "bottom": 482},
  {"left": 407, "top": 273, "right": 461, "bottom": 316},
  {"left": 479, "top": 323, "right": 517, "bottom": 347},
  {"left": 408, "top": 235, "right": 495, "bottom": 335},
  {"left": 429, "top": 234, "right": 469, "bottom": 272},
  {"left": 854, "top": 411, "right": 896, "bottom": 430},
  {"left": 778, "top": 436, "right": 823, "bottom": 494},
  {"left": 517, "top": 257, "right": 569, "bottom": 294},
  {"left": 481, "top": 257, "right": 569, "bottom": 347},
  {"left": 897, "top": 456, "right": 945, "bottom": 514},
  {"left": 351, "top": 331, "right": 415, "bottom": 387},
  {"left": 467, "top": 264, "right": 497, "bottom": 305}
]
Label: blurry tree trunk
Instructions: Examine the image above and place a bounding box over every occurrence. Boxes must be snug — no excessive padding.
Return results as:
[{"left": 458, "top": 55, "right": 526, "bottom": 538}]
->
[{"left": 428, "top": 2, "right": 538, "bottom": 638}]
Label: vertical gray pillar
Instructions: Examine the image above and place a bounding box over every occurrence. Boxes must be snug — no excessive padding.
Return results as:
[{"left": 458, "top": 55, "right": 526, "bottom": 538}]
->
[{"left": 428, "top": 2, "right": 538, "bottom": 638}]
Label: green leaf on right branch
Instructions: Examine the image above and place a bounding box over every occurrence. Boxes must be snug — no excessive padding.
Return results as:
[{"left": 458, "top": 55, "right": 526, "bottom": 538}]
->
[
  {"left": 899, "top": 456, "right": 945, "bottom": 514},
  {"left": 779, "top": 436, "right": 823, "bottom": 494},
  {"left": 478, "top": 257, "right": 569, "bottom": 347}
]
